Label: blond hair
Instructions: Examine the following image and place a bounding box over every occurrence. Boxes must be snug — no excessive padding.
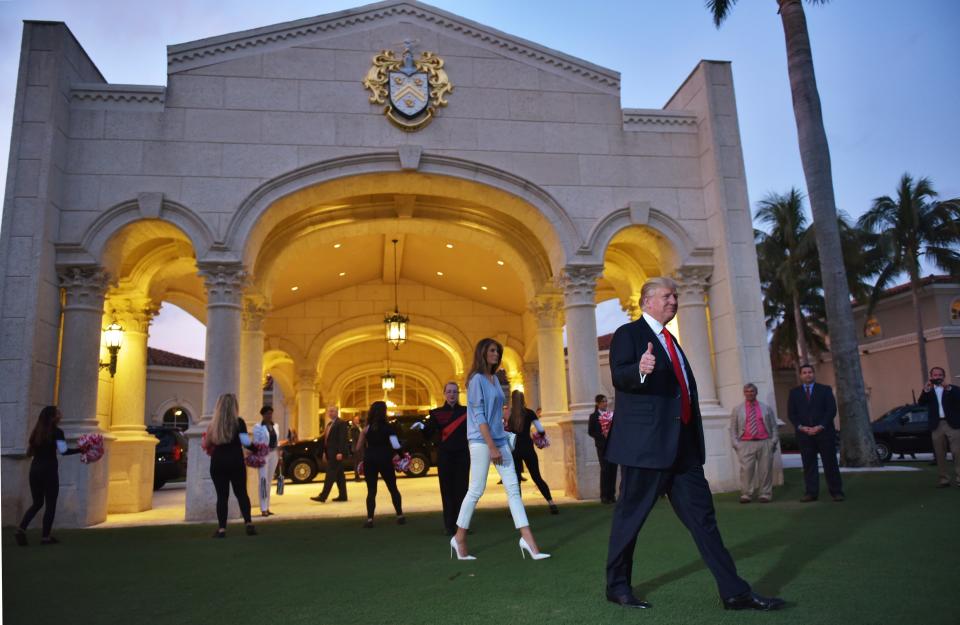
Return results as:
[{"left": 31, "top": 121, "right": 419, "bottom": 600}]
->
[
  {"left": 206, "top": 393, "right": 239, "bottom": 445},
  {"left": 640, "top": 277, "right": 678, "bottom": 307}
]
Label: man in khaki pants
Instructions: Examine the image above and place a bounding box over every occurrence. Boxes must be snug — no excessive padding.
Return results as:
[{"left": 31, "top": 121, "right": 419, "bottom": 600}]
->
[
  {"left": 730, "top": 384, "right": 779, "bottom": 503},
  {"left": 919, "top": 367, "right": 960, "bottom": 488}
]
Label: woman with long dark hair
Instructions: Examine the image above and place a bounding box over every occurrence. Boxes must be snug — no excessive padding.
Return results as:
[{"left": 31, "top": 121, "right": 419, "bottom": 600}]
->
[
  {"left": 206, "top": 393, "right": 256, "bottom": 538},
  {"left": 354, "top": 400, "right": 405, "bottom": 528},
  {"left": 508, "top": 390, "right": 558, "bottom": 514},
  {"left": 14, "top": 406, "right": 80, "bottom": 545},
  {"left": 451, "top": 338, "right": 550, "bottom": 561}
]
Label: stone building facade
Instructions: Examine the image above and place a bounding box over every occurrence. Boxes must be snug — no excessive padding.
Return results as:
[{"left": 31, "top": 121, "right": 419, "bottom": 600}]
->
[{"left": 0, "top": 1, "right": 774, "bottom": 526}]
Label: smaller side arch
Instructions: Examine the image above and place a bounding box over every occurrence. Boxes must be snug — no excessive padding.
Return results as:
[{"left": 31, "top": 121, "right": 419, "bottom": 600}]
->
[
  {"left": 581, "top": 206, "right": 704, "bottom": 267},
  {"left": 150, "top": 396, "right": 201, "bottom": 427}
]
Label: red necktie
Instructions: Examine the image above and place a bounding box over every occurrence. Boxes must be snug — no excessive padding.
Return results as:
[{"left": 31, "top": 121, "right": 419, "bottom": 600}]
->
[
  {"left": 805, "top": 385, "right": 812, "bottom": 401},
  {"left": 661, "top": 328, "right": 691, "bottom": 425}
]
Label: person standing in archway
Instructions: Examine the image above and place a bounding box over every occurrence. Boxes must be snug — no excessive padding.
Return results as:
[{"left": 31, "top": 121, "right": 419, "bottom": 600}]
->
[
  {"left": 253, "top": 405, "right": 280, "bottom": 516},
  {"left": 206, "top": 393, "right": 256, "bottom": 538},
  {"left": 588, "top": 394, "right": 617, "bottom": 504},
  {"left": 414, "top": 381, "right": 469, "bottom": 536},
  {"left": 312, "top": 405, "right": 349, "bottom": 503},
  {"left": 507, "top": 390, "right": 558, "bottom": 514},
  {"left": 354, "top": 400, "right": 405, "bottom": 528}
]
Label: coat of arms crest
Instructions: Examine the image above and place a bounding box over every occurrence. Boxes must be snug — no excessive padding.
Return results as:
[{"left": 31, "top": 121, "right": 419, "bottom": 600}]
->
[{"left": 362, "top": 41, "right": 453, "bottom": 131}]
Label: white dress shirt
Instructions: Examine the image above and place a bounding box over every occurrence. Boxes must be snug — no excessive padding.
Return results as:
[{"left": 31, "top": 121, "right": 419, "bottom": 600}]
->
[
  {"left": 934, "top": 385, "right": 945, "bottom": 419},
  {"left": 639, "top": 312, "right": 689, "bottom": 389}
]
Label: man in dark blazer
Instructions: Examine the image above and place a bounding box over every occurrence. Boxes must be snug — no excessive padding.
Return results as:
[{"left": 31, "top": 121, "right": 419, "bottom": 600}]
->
[
  {"left": 604, "top": 277, "right": 784, "bottom": 612},
  {"left": 787, "top": 364, "right": 843, "bottom": 502},
  {"left": 918, "top": 366, "right": 960, "bottom": 487},
  {"left": 311, "top": 405, "right": 349, "bottom": 503}
]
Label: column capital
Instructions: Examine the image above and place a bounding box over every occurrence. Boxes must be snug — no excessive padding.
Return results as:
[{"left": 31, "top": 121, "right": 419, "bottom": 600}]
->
[
  {"left": 559, "top": 265, "right": 603, "bottom": 307},
  {"left": 198, "top": 264, "right": 248, "bottom": 308},
  {"left": 529, "top": 293, "right": 565, "bottom": 328},
  {"left": 295, "top": 371, "right": 317, "bottom": 391},
  {"left": 674, "top": 266, "right": 712, "bottom": 302},
  {"left": 241, "top": 295, "right": 270, "bottom": 332},
  {"left": 106, "top": 294, "right": 159, "bottom": 333},
  {"left": 58, "top": 266, "right": 112, "bottom": 311}
]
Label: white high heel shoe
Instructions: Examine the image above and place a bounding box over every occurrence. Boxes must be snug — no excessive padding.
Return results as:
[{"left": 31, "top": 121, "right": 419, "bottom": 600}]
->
[
  {"left": 519, "top": 537, "right": 551, "bottom": 560},
  {"left": 449, "top": 536, "right": 476, "bottom": 560}
]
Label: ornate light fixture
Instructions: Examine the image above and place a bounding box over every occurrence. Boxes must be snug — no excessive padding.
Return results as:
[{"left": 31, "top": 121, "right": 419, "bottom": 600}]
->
[
  {"left": 381, "top": 342, "right": 396, "bottom": 391},
  {"left": 99, "top": 321, "right": 124, "bottom": 378},
  {"left": 384, "top": 238, "right": 408, "bottom": 349}
]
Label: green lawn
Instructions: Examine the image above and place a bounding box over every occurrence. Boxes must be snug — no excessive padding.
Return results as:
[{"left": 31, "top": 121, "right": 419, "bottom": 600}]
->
[{"left": 4, "top": 465, "right": 958, "bottom": 625}]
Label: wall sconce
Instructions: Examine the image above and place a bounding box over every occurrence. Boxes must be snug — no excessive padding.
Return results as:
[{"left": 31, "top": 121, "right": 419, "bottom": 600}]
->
[{"left": 99, "top": 321, "right": 123, "bottom": 378}]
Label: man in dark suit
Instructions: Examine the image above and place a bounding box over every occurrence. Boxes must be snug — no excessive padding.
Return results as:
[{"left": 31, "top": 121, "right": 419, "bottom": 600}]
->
[
  {"left": 604, "top": 277, "right": 784, "bottom": 612},
  {"left": 919, "top": 366, "right": 960, "bottom": 487},
  {"left": 311, "top": 405, "right": 349, "bottom": 503},
  {"left": 787, "top": 364, "right": 843, "bottom": 502}
]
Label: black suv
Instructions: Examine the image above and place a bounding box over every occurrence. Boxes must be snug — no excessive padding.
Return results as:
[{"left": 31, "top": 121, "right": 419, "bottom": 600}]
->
[
  {"left": 147, "top": 425, "right": 188, "bottom": 489},
  {"left": 281, "top": 415, "right": 437, "bottom": 483},
  {"left": 872, "top": 404, "right": 931, "bottom": 462}
]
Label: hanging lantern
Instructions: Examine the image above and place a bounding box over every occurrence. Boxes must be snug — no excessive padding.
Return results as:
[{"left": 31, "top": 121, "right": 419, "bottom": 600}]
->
[{"left": 383, "top": 238, "right": 408, "bottom": 349}]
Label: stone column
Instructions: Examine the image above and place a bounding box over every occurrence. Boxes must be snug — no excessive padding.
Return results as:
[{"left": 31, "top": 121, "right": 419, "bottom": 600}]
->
[
  {"left": 106, "top": 296, "right": 159, "bottom": 513},
  {"left": 295, "top": 372, "right": 319, "bottom": 440},
  {"left": 528, "top": 294, "right": 568, "bottom": 494},
  {"left": 185, "top": 264, "right": 247, "bottom": 521},
  {"left": 56, "top": 267, "right": 113, "bottom": 527},
  {"left": 239, "top": 297, "right": 268, "bottom": 504},
  {"left": 559, "top": 265, "right": 604, "bottom": 499},
  {"left": 675, "top": 266, "right": 718, "bottom": 408}
]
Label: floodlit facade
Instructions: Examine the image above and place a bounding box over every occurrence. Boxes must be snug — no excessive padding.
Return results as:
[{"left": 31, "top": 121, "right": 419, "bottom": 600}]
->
[{"left": 0, "top": 1, "right": 775, "bottom": 526}]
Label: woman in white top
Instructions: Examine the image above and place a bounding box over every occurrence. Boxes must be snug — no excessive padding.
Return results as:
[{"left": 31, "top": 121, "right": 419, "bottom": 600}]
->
[{"left": 450, "top": 338, "right": 549, "bottom": 561}]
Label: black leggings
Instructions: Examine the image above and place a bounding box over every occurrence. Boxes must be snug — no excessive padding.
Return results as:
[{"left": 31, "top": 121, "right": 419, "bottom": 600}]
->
[
  {"left": 514, "top": 444, "right": 553, "bottom": 502},
  {"left": 364, "top": 456, "right": 403, "bottom": 519},
  {"left": 210, "top": 455, "right": 252, "bottom": 529},
  {"left": 19, "top": 461, "right": 59, "bottom": 537}
]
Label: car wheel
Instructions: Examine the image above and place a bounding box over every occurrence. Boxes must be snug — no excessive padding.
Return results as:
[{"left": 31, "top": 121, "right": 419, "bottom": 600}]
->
[
  {"left": 289, "top": 458, "right": 317, "bottom": 483},
  {"left": 875, "top": 440, "right": 892, "bottom": 462},
  {"left": 405, "top": 453, "right": 429, "bottom": 478}
]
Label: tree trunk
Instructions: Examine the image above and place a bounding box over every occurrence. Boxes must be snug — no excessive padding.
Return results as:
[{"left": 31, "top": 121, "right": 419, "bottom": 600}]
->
[
  {"left": 909, "top": 271, "right": 928, "bottom": 386},
  {"left": 778, "top": 0, "right": 878, "bottom": 466},
  {"left": 791, "top": 292, "right": 811, "bottom": 366}
]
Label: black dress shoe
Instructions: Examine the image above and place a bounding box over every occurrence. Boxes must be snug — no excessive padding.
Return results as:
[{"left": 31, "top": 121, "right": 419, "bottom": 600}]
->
[
  {"left": 310, "top": 495, "right": 326, "bottom": 503},
  {"left": 723, "top": 591, "right": 785, "bottom": 611},
  {"left": 606, "top": 593, "right": 652, "bottom": 609},
  {"left": 799, "top": 494, "right": 818, "bottom": 503},
  {"left": 333, "top": 496, "right": 348, "bottom": 502},
  {"left": 831, "top": 494, "right": 845, "bottom": 502}
]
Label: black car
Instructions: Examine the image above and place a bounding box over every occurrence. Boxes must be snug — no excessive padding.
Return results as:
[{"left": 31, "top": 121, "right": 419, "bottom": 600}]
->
[
  {"left": 281, "top": 415, "right": 437, "bottom": 483},
  {"left": 147, "top": 425, "right": 188, "bottom": 489},
  {"left": 872, "top": 404, "right": 931, "bottom": 462}
]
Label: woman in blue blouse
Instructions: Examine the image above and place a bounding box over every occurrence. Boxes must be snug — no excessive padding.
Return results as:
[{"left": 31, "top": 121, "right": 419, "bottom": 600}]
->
[{"left": 450, "top": 338, "right": 550, "bottom": 561}]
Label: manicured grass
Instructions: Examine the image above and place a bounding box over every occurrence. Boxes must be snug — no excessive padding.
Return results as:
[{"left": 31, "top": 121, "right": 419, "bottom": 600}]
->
[{"left": 4, "top": 466, "right": 958, "bottom": 625}]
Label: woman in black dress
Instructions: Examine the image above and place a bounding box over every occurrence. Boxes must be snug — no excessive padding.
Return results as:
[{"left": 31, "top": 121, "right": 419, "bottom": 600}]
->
[
  {"left": 354, "top": 401, "right": 405, "bottom": 528},
  {"left": 206, "top": 393, "right": 256, "bottom": 538},
  {"left": 507, "top": 391, "right": 558, "bottom": 514},
  {"left": 14, "top": 406, "right": 80, "bottom": 545}
]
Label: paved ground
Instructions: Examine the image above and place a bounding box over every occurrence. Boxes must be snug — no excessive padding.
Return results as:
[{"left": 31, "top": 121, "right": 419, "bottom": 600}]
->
[{"left": 97, "top": 453, "right": 937, "bottom": 529}]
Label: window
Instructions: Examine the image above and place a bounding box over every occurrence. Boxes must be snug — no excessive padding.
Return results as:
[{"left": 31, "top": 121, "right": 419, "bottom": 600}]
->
[
  {"left": 908, "top": 409, "right": 929, "bottom": 425},
  {"left": 162, "top": 407, "right": 190, "bottom": 431},
  {"left": 340, "top": 374, "right": 432, "bottom": 414},
  {"left": 951, "top": 299, "right": 960, "bottom": 324},
  {"left": 863, "top": 316, "right": 882, "bottom": 338}
]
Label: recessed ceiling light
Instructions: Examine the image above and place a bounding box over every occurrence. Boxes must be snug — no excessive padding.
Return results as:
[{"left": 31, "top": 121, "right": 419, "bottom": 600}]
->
[
  {"left": 290, "top": 286, "right": 299, "bottom": 292},
  {"left": 339, "top": 272, "right": 346, "bottom": 277},
  {"left": 333, "top": 243, "right": 341, "bottom": 249},
  {"left": 497, "top": 260, "right": 504, "bottom": 266},
  {"left": 436, "top": 271, "right": 444, "bottom": 276},
  {"left": 445, "top": 243, "right": 454, "bottom": 249},
  {"left": 481, "top": 286, "right": 488, "bottom": 291}
]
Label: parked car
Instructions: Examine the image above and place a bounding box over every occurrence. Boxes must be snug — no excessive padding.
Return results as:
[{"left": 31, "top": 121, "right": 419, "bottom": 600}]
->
[
  {"left": 872, "top": 403, "right": 931, "bottom": 462},
  {"left": 147, "top": 425, "right": 188, "bottom": 490},
  {"left": 281, "top": 414, "right": 437, "bottom": 483}
]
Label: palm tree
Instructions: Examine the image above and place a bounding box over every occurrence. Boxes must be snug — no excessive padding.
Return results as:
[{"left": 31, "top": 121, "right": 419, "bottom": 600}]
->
[
  {"left": 709, "top": 0, "right": 878, "bottom": 466},
  {"left": 858, "top": 173, "right": 960, "bottom": 384}
]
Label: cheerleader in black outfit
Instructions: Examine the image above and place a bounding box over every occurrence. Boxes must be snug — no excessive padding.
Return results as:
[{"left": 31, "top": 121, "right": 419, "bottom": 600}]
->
[
  {"left": 206, "top": 393, "right": 256, "bottom": 538},
  {"left": 14, "top": 406, "right": 80, "bottom": 546},
  {"left": 354, "top": 401, "right": 405, "bottom": 528},
  {"left": 507, "top": 391, "right": 558, "bottom": 514}
]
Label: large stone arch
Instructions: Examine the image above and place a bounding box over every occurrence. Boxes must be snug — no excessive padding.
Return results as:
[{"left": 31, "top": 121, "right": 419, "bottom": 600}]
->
[{"left": 222, "top": 151, "right": 580, "bottom": 275}]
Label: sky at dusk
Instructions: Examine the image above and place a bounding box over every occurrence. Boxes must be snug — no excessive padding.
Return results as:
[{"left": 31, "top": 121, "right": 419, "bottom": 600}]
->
[{"left": 1, "top": 0, "right": 957, "bottom": 359}]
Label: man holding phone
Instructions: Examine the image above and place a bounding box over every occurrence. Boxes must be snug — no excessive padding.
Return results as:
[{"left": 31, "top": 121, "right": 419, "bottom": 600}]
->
[{"left": 919, "top": 366, "right": 960, "bottom": 488}]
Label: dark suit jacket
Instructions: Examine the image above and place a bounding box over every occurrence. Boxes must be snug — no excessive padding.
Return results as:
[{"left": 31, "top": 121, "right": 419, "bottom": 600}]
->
[
  {"left": 323, "top": 419, "right": 350, "bottom": 459},
  {"left": 587, "top": 409, "right": 607, "bottom": 455},
  {"left": 787, "top": 383, "right": 837, "bottom": 432},
  {"left": 605, "top": 317, "right": 705, "bottom": 469},
  {"left": 919, "top": 385, "right": 960, "bottom": 430}
]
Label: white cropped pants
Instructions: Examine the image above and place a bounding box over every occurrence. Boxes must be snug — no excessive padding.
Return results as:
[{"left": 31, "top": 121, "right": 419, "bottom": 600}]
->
[{"left": 456, "top": 442, "right": 529, "bottom": 530}]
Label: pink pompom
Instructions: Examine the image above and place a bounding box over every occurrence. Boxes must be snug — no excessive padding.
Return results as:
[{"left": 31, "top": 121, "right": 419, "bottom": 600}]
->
[
  {"left": 599, "top": 411, "right": 613, "bottom": 437},
  {"left": 244, "top": 441, "right": 269, "bottom": 467},
  {"left": 532, "top": 431, "right": 551, "bottom": 449},
  {"left": 392, "top": 452, "right": 412, "bottom": 473},
  {"left": 77, "top": 433, "right": 105, "bottom": 464},
  {"left": 201, "top": 432, "right": 215, "bottom": 456}
]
